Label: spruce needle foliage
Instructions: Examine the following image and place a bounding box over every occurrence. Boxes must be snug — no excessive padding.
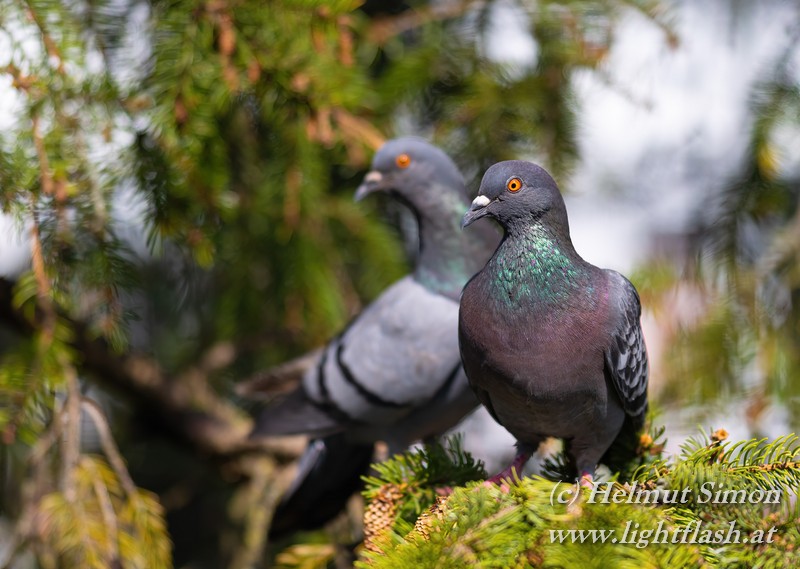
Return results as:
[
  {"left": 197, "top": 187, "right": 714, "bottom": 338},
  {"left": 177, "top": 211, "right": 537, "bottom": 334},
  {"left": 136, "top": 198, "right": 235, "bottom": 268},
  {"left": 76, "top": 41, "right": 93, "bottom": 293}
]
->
[
  {"left": 37, "top": 456, "right": 171, "bottom": 569},
  {"left": 362, "top": 436, "right": 487, "bottom": 537},
  {"left": 357, "top": 430, "right": 799, "bottom": 569}
]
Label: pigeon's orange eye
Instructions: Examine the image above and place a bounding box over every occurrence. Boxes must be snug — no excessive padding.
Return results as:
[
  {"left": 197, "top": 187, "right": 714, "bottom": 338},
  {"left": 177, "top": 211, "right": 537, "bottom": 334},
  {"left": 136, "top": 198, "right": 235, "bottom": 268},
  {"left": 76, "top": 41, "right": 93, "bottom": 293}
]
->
[
  {"left": 396, "top": 154, "right": 411, "bottom": 168},
  {"left": 507, "top": 178, "right": 522, "bottom": 192}
]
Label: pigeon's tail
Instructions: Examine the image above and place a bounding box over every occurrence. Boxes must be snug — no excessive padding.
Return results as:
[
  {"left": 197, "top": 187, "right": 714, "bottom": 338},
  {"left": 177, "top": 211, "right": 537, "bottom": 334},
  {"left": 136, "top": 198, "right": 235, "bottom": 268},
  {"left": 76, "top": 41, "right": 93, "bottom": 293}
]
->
[
  {"left": 269, "top": 433, "right": 375, "bottom": 539},
  {"left": 600, "top": 410, "right": 647, "bottom": 480}
]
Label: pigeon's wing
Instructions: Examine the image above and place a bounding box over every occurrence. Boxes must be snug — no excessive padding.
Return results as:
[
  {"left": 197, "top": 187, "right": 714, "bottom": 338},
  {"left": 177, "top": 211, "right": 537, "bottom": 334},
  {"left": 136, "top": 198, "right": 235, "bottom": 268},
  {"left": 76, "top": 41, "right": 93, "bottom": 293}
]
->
[
  {"left": 250, "top": 387, "right": 347, "bottom": 437},
  {"left": 603, "top": 271, "right": 649, "bottom": 422},
  {"left": 302, "top": 276, "right": 463, "bottom": 427}
]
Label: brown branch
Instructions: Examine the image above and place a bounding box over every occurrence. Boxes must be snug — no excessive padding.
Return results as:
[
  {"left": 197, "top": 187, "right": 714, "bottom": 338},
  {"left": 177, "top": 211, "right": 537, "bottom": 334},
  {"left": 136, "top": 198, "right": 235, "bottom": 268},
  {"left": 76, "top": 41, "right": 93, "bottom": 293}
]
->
[
  {"left": 235, "top": 348, "right": 321, "bottom": 399},
  {"left": 86, "top": 458, "right": 121, "bottom": 563},
  {"left": 0, "top": 386, "right": 69, "bottom": 569},
  {"left": 332, "top": 108, "right": 386, "bottom": 150},
  {"left": 0, "top": 525, "right": 27, "bottom": 569},
  {"left": 59, "top": 365, "right": 81, "bottom": 502},
  {"left": 30, "top": 115, "right": 53, "bottom": 197},
  {"left": 367, "top": 0, "right": 482, "bottom": 45},
  {"left": 28, "top": 193, "right": 57, "bottom": 340},
  {"left": 0, "top": 278, "right": 301, "bottom": 468},
  {"left": 225, "top": 456, "right": 286, "bottom": 569},
  {"left": 73, "top": 324, "right": 300, "bottom": 466},
  {"left": 24, "top": 0, "right": 66, "bottom": 74},
  {"left": 80, "top": 399, "right": 137, "bottom": 496}
]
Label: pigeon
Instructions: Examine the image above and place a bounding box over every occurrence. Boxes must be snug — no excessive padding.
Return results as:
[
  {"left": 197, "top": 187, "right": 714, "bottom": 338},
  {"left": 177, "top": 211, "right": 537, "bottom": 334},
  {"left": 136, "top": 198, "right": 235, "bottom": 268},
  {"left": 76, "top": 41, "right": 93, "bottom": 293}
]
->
[
  {"left": 248, "top": 137, "right": 498, "bottom": 535},
  {"left": 459, "top": 160, "right": 648, "bottom": 485}
]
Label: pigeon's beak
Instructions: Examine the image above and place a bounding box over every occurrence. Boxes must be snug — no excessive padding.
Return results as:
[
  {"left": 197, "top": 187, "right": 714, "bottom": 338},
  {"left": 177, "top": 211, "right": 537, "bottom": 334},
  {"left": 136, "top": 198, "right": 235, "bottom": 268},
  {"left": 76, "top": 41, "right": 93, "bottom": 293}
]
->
[
  {"left": 355, "top": 171, "right": 384, "bottom": 202},
  {"left": 462, "top": 195, "right": 492, "bottom": 228}
]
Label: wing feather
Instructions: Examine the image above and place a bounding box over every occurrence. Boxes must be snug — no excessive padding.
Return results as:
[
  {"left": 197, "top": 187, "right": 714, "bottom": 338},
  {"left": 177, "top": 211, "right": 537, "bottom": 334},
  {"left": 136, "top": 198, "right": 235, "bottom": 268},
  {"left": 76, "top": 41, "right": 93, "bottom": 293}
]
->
[
  {"left": 305, "top": 276, "right": 463, "bottom": 425},
  {"left": 604, "top": 271, "right": 649, "bottom": 422}
]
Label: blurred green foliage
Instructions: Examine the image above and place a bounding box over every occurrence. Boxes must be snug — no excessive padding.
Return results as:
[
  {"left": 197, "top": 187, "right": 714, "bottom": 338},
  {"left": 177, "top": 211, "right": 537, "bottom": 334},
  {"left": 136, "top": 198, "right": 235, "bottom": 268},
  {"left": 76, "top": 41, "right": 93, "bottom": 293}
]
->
[
  {"left": 0, "top": 0, "right": 662, "bottom": 376},
  {"left": 653, "top": 60, "right": 800, "bottom": 429}
]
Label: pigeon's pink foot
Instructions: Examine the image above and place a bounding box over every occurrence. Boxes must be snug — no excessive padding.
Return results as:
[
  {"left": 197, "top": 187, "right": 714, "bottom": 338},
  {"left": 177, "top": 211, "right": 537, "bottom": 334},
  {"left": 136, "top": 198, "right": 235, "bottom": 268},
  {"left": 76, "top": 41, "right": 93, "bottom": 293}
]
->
[
  {"left": 485, "top": 467, "right": 518, "bottom": 486},
  {"left": 485, "top": 450, "right": 532, "bottom": 486},
  {"left": 579, "top": 471, "right": 594, "bottom": 489}
]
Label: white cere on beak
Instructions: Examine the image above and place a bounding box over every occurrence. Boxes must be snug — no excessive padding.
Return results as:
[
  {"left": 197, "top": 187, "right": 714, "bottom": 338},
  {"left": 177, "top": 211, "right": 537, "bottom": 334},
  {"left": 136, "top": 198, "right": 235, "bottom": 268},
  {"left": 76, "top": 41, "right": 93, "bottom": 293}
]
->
[
  {"left": 472, "top": 195, "right": 490, "bottom": 208},
  {"left": 364, "top": 171, "right": 383, "bottom": 184}
]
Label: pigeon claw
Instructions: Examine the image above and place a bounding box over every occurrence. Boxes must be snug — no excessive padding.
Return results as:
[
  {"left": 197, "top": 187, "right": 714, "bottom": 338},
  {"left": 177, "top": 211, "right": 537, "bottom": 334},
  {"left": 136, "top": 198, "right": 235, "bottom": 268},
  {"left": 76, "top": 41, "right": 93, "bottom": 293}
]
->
[
  {"left": 579, "top": 471, "right": 594, "bottom": 489},
  {"left": 484, "top": 449, "right": 532, "bottom": 487}
]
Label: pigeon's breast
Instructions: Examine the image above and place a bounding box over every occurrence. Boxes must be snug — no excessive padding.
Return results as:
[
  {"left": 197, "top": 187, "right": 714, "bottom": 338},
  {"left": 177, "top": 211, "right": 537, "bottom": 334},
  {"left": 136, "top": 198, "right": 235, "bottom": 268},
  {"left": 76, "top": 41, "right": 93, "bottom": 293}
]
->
[{"left": 459, "top": 271, "right": 613, "bottom": 440}]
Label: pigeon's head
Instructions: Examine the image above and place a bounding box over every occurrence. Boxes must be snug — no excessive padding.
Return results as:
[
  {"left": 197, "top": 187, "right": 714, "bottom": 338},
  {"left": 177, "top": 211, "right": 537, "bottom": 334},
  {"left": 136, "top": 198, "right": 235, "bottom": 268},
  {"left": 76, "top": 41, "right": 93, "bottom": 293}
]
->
[
  {"left": 355, "top": 137, "right": 466, "bottom": 209},
  {"left": 462, "top": 160, "right": 567, "bottom": 232}
]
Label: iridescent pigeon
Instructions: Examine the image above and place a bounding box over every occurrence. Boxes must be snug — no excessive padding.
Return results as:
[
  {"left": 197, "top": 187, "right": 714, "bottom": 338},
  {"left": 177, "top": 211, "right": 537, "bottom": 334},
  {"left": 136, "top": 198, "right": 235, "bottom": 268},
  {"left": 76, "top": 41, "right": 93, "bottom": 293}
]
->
[{"left": 459, "top": 160, "right": 648, "bottom": 485}]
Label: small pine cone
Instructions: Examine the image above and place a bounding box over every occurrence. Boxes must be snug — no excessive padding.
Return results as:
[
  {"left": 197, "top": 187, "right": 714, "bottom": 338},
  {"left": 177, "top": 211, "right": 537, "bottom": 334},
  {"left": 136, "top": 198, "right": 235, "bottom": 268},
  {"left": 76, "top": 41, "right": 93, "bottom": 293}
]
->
[
  {"left": 363, "top": 484, "right": 404, "bottom": 553},
  {"left": 412, "top": 495, "right": 448, "bottom": 541}
]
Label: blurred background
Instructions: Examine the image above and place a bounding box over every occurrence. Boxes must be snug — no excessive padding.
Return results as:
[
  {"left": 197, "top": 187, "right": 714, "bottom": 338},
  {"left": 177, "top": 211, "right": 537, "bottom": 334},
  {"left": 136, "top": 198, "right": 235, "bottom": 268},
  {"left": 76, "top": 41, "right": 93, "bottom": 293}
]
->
[{"left": 0, "top": 0, "right": 799, "bottom": 567}]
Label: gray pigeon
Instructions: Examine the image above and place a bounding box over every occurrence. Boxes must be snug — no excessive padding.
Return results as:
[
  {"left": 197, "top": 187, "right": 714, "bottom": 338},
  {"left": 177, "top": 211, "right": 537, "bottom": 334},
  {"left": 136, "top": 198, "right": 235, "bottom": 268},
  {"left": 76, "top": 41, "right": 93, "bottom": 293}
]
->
[
  {"left": 249, "top": 137, "right": 498, "bottom": 535},
  {"left": 459, "top": 160, "right": 648, "bottom": 485}
]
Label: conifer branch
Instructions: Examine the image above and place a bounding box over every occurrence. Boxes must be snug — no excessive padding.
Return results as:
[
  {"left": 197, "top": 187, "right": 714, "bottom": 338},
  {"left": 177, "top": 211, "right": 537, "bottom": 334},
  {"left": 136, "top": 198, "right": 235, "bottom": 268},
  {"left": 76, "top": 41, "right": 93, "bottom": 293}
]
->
[
  {"left": 80, "top": 398, "right": 137, "bottom": 497},
  {"left": 0, "top": 277, "right": 300, "bottom": 467},
  {"left": 22, "top": 0, "right": 66, "bottom": 74},
  {"left": 86, "top": 459, "right": 121, "bottom": 562},
  {"left": 368, "top": 0, "right": 483, "bottom": 45},
  {"left": 59, "top": 365, "right": 81, "bottom": 502},
  {"left": 352, "top": 431, "right": 800, "bottom": 568},
  {"left": 72, "top": 327, "right": 301, "bottom": 465},
  {"left": 28, "top": 200, "right": 56, "bottom": 342},
  {"left": 225, "top": 455, "right": 284, "bottom": 569}
]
